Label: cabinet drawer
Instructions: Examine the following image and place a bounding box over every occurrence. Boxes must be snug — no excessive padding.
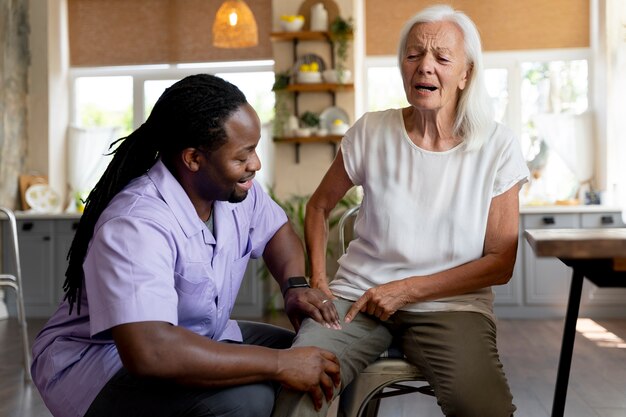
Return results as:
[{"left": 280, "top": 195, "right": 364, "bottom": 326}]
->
[
  {"left": 581, "top": 212, "right": 625, "bottom": 228},
  {"left": 56, "top": 219, "right": 81, "bottom": 234},
  {"left": 16, "top": 220, "right": 53, "bottom": 235},
  {"left": 523, "top": 213, "right": 579, "bottom": 229}
]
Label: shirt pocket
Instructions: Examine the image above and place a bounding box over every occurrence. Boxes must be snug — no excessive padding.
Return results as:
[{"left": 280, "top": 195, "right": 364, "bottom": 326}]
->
[
  {"left": 175, "top": 261, "right": 217, "bottom": 333},
  {"left": 175, "top": 261, "right": 213, "bottom": 295}
]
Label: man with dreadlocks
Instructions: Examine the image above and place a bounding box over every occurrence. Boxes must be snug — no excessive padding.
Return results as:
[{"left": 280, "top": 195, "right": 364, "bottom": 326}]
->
[{"left": 30, "top": 74, "right": 341, "bottom": 417}]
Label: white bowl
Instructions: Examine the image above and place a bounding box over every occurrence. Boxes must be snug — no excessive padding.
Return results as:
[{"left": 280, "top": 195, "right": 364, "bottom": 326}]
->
[
  {"left": 322, "top": 69, "right": 352, "bottom": 84},
  {"left": 297, "top": 71, "right": 322, "bottom": 84},
  {"left": 330, "top": 122, "right": 349, "bottom": 135},
  {"left": 280, "top": 18, "right": 304, "bottom": 32},
  {"left": 294, "top": 127, "right": 312, "bottom": 137}
]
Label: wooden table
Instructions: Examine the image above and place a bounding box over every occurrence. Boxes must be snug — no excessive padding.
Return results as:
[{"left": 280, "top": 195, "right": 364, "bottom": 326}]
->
[{"left": 524, "top": 228, "right": 626, "bottom": 417}]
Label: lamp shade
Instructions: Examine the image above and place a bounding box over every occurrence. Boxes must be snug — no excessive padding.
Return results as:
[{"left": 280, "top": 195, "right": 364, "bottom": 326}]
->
[{"left": 212, "top": 0, "right": 258, "bottom": 48}]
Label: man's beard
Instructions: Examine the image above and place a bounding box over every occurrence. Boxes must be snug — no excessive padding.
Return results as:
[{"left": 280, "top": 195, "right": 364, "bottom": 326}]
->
[{"left": 228, "top": 189, "right": 248, "bottom": 203}]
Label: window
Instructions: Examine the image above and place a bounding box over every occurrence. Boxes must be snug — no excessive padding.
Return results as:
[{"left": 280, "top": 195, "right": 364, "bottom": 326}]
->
[
  {"left": 363, "top": 48, "right": 591, "bottom": 205},
  {"left": 69, "top": 61, "right": 277, "bottom": 192},
  {"left": 74, "top": 76, "right": 133, "bottom": 136}
]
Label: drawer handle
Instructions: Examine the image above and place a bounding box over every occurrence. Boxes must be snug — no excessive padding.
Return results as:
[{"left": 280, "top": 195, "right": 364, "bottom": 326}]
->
[
  {"left": 22, "top": 222, "right": 34, "bottom": 231},
  {"left": 542, "top": 216, "right": 555, "bottom": 225},
  {"left": 43, "top": 236, "right": 51, "bottom": 241},
  {"left": 601, "top": 216, "right": 614, "bottom": 225}
]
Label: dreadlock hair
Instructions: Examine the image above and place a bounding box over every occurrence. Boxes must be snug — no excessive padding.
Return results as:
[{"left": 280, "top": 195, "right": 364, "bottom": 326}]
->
[{"left": 63, "top": 74, "right": 248, "bottom": 314}]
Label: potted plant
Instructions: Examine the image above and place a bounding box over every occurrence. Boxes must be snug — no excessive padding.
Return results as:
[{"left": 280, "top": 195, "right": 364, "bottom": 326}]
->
[
  {"left": 299, "top": 111, "right": 320, "bottom": 131},
  {"left": 329, "top": 16, "right": 354, "bottom": 83},
  {"left": 272, "top": 71, "right": 292, "bottom": 138}
]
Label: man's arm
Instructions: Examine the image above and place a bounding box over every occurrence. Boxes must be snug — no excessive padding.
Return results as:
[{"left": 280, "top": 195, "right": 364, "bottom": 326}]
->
[{"left": 112, "top": 321, "right": 340, "bottom": 410}]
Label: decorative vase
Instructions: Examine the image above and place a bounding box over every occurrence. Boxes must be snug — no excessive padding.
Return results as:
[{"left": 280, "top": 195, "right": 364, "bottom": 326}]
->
[{"left": 310, "top": 3, "right": 328, "bottom": 31}]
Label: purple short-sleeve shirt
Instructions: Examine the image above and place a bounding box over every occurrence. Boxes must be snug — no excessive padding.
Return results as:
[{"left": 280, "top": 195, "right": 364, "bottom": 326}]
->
[{"left": 30, "top": 160, "right": 287, "bottom": 417}]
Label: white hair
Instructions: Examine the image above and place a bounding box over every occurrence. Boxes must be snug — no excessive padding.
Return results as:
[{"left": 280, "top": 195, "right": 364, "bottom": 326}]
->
[{"left": 397, "top": 4, "right": 494, "bottom": 151}]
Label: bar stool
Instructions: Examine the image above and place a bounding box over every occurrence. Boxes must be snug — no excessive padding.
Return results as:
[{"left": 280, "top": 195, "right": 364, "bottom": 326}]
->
[
  {"left": 0, "top": 207, "right": 32, "bottom": 381},
  {"left": 336, "top": 204, "right": 434, "bottom": 417}
]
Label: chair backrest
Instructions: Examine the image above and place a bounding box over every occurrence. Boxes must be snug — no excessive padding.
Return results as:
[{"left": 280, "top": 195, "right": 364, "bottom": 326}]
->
[{"left": 338, "top": 204, "right": 361, "bottom": 255}]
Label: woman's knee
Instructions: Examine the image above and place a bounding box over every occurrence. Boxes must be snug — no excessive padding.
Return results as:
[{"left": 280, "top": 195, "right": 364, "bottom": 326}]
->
[{"left": 436, "top": 370, "right": 515, "bottom": 417}]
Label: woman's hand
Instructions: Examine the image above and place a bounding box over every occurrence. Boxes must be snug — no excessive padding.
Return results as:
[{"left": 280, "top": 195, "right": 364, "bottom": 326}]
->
[
  {"left": 276, "top": 347, "right": 341, "bottom": 410},
  {"left": 310, "top": 274, "right": 335, "bottom": 300},
  {"left": 344, "top": 280, "right": 412, "bottom": 323},
  {"left": 284, "top": 288, "right": 341, "bottom": 331}
]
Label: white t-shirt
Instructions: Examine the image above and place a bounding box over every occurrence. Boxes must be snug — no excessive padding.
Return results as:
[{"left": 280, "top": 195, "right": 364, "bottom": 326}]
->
[{"left": 330, "top": 108, "right": 529, "bottom": 321}]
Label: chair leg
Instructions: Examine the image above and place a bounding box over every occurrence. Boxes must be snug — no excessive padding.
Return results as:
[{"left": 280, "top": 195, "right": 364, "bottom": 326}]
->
[
  {"left": 362, "top": 398, "right": 381, "bottom": 417},
  {"left": 15, "top": 284, "right": 31, "bottom": 381}
]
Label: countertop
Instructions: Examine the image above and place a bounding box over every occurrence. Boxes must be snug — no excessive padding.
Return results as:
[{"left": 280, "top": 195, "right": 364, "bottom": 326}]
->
[{"left": 2, "top": 205, "right": 623, "bottom": 220}]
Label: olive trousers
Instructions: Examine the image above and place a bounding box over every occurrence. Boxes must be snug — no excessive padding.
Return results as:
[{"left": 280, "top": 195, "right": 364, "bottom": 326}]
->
[{"left": 272, "top": 299, "right": 515, "bottom": 417}]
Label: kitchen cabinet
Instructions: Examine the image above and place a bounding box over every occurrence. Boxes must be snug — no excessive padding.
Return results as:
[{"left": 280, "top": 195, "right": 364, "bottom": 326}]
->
[
  {"left": 232, "top": 259, "right": 266, "bottom": 319},
  {"left": 493, "top": 207, "right": 626, "bottom": 318},
  {"left": 270, "top": 30, "right": 353, "bottom": 163},
  {"left": 1, "top": 216, "right": 76, "bottom": 317},
  {"left": 1, "top": 214, "right": 268, "bottom": 319}
]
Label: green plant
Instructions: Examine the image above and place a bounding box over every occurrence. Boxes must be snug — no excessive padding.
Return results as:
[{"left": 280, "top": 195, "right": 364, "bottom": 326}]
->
[
  {"left": 272, "top": 71, "right": 291, "bottom": 91},
  {"left": 272, "top": 71, "right": 292, "bottom": 137},
  {"left": 329, "top": 16, "right": 354, "bottom": 83},
  {"left": 299, "top": 111, "right": 320, "bottom": 128}
]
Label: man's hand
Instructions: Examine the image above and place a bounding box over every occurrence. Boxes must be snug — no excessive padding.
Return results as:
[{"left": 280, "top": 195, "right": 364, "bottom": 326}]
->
[
  {"left": 344, "top": 280, "right": 412, "bottom": 323},
  {"left": 284, "top": 288, "right": 341, "bottom": 331},
  {"left": 276, "top": 347, "right": 341, "bottom": 410}
]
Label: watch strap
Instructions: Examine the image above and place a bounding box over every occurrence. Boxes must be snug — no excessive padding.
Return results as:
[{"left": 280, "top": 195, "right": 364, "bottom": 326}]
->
[{"left": 281, "top": 276, "right": 310, "bottom": 297}]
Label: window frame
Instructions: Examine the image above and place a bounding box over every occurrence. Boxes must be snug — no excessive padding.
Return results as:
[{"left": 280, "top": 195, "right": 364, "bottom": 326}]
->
[
  {"left": 69, "top": 60, "right": 276, "bottom": 130},
  {"left": 362, "top": 48, "right": 592, "bottom": 138}
]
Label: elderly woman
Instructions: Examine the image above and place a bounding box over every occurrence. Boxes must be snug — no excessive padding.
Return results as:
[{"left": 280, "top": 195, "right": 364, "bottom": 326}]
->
[{"left": 272, "top": 5, "right": 529, "bottom": 417}]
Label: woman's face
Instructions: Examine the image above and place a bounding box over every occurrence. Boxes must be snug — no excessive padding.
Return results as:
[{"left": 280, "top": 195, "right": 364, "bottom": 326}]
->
[{"left": 400, "top": 21, "right": 471, "bottom": 116}]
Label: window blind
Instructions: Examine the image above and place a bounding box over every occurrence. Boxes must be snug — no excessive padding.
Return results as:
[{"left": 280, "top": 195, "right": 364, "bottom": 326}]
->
[
  {"left": 365, "top": 0, "right": 590, "bottom": 56},
  {"left": 67, "top": 0, "right": 272, "bottom": 67}
]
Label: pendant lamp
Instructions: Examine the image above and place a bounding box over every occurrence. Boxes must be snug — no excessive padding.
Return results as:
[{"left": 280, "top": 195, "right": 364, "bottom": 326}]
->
[{"left": 212, "top": 0, "right": 258, "bottom": 48}]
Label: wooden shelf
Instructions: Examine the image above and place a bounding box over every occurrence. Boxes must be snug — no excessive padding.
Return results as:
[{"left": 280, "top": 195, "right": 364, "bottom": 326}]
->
[
  {"left": 270, "top": 31, "right": 331, "bottom": 42},
  {"left": 271, "top": 29, "right": 353, "bottom": 163},
  {"left": 270, "top": 31, "right": 353, "bottom": 42},
  {"left": 273, "top": 135, "right": 343, "bottom": 163},
  {"left": 286, "top": 83, "right": 354, "bottom": 93},
  {"left": 273, "top": 135, "right": 343, "bottom": 144}
]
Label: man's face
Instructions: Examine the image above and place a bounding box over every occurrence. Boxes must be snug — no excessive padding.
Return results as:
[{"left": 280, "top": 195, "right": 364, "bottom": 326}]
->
[{"left": 196, "top": 103, "right": 262, "bottom": 203}]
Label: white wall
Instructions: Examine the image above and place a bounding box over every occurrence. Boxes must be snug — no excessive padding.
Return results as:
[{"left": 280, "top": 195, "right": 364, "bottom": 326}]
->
[{"left": 28, "top": 0, "right": 69, "bottom": 207}]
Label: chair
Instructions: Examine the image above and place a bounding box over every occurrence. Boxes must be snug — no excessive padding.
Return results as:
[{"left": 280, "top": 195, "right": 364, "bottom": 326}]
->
[
  {"left": 336, "top": 204, "right": 434, "bottom": 417},
  {"left": 0, "top": 207, "right": 32, "bottom": 381}
]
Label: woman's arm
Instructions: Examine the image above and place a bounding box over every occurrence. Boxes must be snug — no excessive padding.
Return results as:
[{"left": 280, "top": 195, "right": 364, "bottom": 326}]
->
[
  {"left": 112, "top": 321, "right": 340, "bottom": 410},
  {"left": 263, "top": 222, "right": 339, "bottom": 330},
  {"left": 345, "top": 184, "right": 521, "bottom": 322},
  {"left": 305, "top": 150, "right": 355, "bottom": 296}
]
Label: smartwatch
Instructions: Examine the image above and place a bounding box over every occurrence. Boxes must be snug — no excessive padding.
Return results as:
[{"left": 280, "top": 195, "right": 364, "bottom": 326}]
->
[{"left": 281, "top": 276, "right": 310, "bottom": 297}]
